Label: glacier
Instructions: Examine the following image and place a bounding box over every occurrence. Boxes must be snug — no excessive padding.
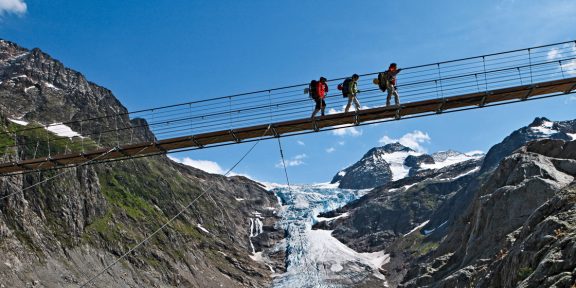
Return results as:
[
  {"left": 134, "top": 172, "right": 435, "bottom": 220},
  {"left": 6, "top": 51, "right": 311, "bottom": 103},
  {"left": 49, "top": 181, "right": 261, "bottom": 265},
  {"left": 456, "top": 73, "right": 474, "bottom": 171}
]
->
[{"left": 271, "top": 184, "right": 388, "bottom": 288}]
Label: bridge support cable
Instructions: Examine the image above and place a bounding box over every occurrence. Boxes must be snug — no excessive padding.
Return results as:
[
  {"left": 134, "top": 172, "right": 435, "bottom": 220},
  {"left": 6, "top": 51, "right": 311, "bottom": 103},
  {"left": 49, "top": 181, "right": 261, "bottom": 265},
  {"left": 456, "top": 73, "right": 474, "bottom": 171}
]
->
[
  {"left": 78, "top": 125, "right": 271, "bottom": 288},
  {"left": 1, "top": 41, "right": 576, "bottom": 174},
  {"left": 276, "top": 136, "right": 293, "bottom": 203},
  {"left": 0, "top": 147, "right": 118, "bottom": 201}
]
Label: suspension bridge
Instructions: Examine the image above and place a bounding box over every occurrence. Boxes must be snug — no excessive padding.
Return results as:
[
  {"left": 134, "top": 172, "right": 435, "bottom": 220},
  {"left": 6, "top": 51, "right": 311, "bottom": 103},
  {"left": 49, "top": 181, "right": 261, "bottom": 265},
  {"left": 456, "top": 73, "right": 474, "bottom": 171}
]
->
[{"left": 1, "top": 40, "right": 576, "bottom": 175}]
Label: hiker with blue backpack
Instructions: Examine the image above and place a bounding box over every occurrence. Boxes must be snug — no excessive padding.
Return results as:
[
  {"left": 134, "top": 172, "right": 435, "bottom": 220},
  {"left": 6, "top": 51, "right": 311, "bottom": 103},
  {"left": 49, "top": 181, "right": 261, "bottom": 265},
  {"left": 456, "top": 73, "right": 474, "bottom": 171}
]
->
[
  {"left": 343, "top": 74, "right": 361, "bottom": 113},
  {"left": 310, "top": 77, "right": 328, "bottom": 118},
  {"left": 377, "top": 63, "right": 402, "bottom": 107}
]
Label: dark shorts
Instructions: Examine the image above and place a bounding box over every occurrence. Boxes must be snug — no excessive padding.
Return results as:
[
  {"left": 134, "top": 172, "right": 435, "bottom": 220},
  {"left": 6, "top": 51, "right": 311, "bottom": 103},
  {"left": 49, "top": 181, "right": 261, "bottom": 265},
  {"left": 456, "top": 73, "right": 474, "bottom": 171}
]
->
[{"left": 314, "top": 98, "right": 326, "bottom": 110}]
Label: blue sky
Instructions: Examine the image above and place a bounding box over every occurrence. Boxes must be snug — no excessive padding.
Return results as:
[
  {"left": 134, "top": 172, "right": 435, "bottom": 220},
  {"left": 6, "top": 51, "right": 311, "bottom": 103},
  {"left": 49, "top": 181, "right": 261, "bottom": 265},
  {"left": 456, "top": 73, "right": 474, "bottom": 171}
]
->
[{"left": 1, "top": 0, "right": 576, "bottom": 184}]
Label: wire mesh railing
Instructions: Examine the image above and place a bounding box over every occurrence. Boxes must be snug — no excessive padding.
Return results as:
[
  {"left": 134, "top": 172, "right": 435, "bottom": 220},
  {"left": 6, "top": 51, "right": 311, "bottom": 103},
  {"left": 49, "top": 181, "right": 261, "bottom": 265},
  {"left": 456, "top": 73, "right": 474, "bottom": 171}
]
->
[{"left": 1, "top": 40, "right": 575, "bottom": 163}]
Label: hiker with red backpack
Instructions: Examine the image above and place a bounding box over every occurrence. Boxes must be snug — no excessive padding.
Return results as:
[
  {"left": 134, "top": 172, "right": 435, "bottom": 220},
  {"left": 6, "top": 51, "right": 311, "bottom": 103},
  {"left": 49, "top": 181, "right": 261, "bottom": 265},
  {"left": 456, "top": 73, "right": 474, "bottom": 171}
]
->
[
  {"left": 310, "top": 77, "right": 328, "bottom": 118},
  {"left": 343, "top": 74, "right": 361, "bottom": 113},
  {"left": 377, "top": 63, "right": 402, "bottom": 107}
]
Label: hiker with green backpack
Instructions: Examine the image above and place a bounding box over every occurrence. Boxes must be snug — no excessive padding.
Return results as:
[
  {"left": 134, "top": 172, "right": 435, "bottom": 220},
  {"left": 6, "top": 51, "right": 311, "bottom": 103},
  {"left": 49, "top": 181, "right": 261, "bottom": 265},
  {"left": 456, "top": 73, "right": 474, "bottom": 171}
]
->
[
  {"left": 343, "top": 74, "right": 361, "bottom": 113},
  {"left": 376, "top": 63, "right": 402, "bottom": 107}
]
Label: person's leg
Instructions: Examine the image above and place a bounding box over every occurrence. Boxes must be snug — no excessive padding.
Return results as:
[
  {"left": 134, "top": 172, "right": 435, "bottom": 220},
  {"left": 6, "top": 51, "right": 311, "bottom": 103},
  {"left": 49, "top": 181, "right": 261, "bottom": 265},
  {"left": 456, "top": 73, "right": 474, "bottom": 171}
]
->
[
  {"left": 392, "top": 85, "right": 400, "bottom": 106},
  {"left": 345, "top": 95, "right": 353, "bottom": 113},
  {"left": 386, "top": 87, "right": 393, "bottom": 106},
  {"left": 321, "top": 99, "right": 326, "bottom": 116},
  {"left": 311, "top": 99, "right": 320, "bottom": 118},
  {"left": 353, "top": 96, "right": 361, "bottom": 112}
]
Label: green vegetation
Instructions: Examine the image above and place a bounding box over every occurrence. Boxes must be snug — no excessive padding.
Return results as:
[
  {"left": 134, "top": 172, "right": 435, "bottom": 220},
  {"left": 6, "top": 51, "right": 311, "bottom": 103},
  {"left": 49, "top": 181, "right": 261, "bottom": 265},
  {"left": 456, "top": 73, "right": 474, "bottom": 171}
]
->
[
  {"left": 0, "top": 120, "right": 99, "bottom": 159},
  {"left": 517, "top": 266, "right": 533, "bottom": 281}
]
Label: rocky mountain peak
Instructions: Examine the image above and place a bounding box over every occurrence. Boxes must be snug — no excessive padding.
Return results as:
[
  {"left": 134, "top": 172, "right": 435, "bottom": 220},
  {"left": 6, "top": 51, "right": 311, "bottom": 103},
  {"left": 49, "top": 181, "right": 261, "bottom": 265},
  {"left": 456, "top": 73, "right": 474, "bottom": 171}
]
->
[
  {"left": 0, "top": 39, "right": 149, "bottom": 144},
  {"left": 431, "top": 150, "right": 463, "bottom": 162},
  {"left": 528, "top": 116, "right": 552, "bottom": 127},
  {"left": 481, "top": 117, "right": 576, "bottom": 172},
  {"left": 380, "top": 142, "right": 414, "bottom": 153}
]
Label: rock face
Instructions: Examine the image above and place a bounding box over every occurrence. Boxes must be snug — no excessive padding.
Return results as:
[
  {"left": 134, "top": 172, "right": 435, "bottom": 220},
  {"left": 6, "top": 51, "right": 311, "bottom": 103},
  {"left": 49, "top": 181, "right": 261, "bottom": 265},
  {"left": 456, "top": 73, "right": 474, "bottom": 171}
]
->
[
  {"left": 0, "top": 39, "right": 284, "bottom": 287},
  {"left": 481, "top": 117, "right": 575, "bottom": 172},
  {"left": 319, "top": 117, "right": 576, "bottom": 287},
  {"left": 317, "top": 156, "right": 483, "bottom": 253},
  {"left": 401, "top": 139, "right": 576, "bottom": 288}
]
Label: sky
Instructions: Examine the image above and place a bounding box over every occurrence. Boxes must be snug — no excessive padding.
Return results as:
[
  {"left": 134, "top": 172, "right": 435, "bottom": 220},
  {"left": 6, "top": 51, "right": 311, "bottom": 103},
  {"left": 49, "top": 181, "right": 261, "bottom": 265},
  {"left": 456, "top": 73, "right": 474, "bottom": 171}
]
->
[{"left": 1, "top": 0, "right": 576, "bottom": 184}]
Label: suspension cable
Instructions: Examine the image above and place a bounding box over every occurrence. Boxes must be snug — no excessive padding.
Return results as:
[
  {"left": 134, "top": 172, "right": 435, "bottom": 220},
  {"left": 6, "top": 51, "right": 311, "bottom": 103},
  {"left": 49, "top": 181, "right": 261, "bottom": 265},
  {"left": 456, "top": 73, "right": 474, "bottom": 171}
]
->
[
  {"left": 276, "top": 136, "right": 293, "bottom": 202},
  {"left": 78, "top": 125, "right": 271, "bottom": 288}
]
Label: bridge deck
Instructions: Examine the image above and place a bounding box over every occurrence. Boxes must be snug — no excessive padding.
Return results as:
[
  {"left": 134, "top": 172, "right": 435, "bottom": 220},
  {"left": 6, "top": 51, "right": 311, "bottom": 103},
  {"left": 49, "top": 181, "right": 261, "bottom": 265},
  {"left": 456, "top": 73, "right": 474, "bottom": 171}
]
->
[{"left": 1, "top": 76, "right": 575, "bottom": 175}]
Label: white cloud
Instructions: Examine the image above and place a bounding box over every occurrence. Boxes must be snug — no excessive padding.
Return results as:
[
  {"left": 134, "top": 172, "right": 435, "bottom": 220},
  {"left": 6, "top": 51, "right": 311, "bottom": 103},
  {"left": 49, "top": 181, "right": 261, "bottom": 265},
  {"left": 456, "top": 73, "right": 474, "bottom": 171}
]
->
[
  {"left": 379, "top": 130, "right": 431, "bottom": 153},
  {"left": 297, "top": 140, "right": 305, "bottom": 146},
  {"left": 326, "top": 147, "right": 336, "bottom": 153},
  {"left": 547, "top": 48, "right": 561, "bottom": 61},
  {"left": 561, "top": 60, "right": 576, "bottom": 75},
  {"left": 332, "top": 125, "right": 362, "bottom": 137},
  {"left": 276, "top": 153, "right": 307, "bottom": 168},
  {"left": 338, "top": 141, "right": 346, "bottom": 146},
  {"left": 0, "top": 0, "right": 27, "bottom": 15},
  {"left": 168, "top": 155, "right": 225, "bottom": 174}
]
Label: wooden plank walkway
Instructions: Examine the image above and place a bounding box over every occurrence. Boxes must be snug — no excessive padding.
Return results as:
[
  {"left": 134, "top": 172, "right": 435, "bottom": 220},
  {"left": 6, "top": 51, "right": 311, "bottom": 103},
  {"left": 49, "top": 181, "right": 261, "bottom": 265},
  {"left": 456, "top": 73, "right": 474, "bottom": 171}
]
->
[{"left": 1, "top": 76, "right": 575, "bottom": 175}]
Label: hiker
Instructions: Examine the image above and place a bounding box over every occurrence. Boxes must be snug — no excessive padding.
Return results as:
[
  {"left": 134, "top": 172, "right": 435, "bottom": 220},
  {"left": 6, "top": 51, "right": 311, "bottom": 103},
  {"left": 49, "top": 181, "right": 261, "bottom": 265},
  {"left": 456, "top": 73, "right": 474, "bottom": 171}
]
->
[
  {"left": 381, "top": 63, "right": 402, "bottom": 107},
  {"left": 344, "top": 74, "right": 361, "bottom": 113},
  {"left": 311, "top": 77, "right": 327, "bottom": 118}
]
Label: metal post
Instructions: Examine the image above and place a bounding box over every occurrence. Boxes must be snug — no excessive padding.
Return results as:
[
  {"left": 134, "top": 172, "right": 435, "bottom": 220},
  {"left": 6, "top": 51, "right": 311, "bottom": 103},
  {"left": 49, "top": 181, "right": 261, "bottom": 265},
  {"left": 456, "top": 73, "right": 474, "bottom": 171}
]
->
[
  {"left": 228, "top": 96, "right": 232, "bottom": 130},
  {"left": 47, "top": 134, "right": 51, "bottom": 158},
  {"left": 528, "top": 48, "right": 533, "bottom": 84},
  {"left": 13, "top": 133, "right": 18, "bottom": 161},
  {"left": 437, "top": 63, "right": 444, "bottom": 97},
  {"left": 517, "top": 67, "right": 523, "bottom": 85},
  {"left": 189, "top": 103, "right": 193, "bottom": 134},
  {"left": 475, "top": 74, "right": 480, "bottom": 92},
  {"left": 482, "top": 56, "right": 488, "bottom": 92},
  {"left": 559, "top": 60, "right": 565, "bottom": 79},
  {"left": 115, "top": 115, "right": 119, "bottom": 147},
  {"left": 80, "top": 121, "right": 84, "bottom": 153},
  {"left": 268, "top": 90, "right": 273, "bottom": 123},
  {"left": 33, "top": 141, "right": 39, "bottom": 159}
]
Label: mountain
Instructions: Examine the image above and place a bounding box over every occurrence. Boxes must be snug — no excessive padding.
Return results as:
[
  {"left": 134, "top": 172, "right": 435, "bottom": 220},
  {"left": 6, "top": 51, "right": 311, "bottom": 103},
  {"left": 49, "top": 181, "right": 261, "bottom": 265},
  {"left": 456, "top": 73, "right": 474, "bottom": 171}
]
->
[
  {"left": 331, "top": 143, "right": 416, "bottom": 189},
  {"left": 481, "top": 117, "right": 576, "bottom": 172},
  {"left": 0, "top": 39, "right": 284, "bottom": 287},
  {"left": 401, "top": 139, "right": 576, "bottom": 287},
  {"left": 331, "top": 142, "right": 481, "bottom": 189},
  {"left": 316, "top": 117, "right": 576, "bottom": 287}
]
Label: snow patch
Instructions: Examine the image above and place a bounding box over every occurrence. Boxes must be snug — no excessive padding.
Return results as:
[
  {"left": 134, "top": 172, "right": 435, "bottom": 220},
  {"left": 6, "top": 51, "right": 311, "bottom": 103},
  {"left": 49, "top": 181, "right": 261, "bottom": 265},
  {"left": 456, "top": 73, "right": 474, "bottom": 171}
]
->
[
  {"left": 45, "top": 123, "right": 83, "bottom": 138},
  {"left": 421, "top": 152, "right": 481, "bottom": 170},
  {"left": 8, "top": 118, "right": 29, "bottom": 126},
  {"left": 235, "top": 198, "right": 245, "bottom": 201},
  {"left": 381, "top": 151, "right": 421, "bottom": 180},
  {"left": 43, "top": 82, "right": 61, "bottom": 90},
  {"left": 337, "top": 171, "right": 346, "bottom": 177},
  {"left": 24, "top": 86, "right": 36, "bottom": 93},
  {"left": 404, "top": 220, "right": 430, "bottom": 236},
  {"left": 423, "top": 221, "right": 448, "bottom": 235},
  {"left": 439, "top": 167, "right": 480, "bottom": 181},
  {"left": 316, "top": 212, "right": 349, "bottom": 222},
  {"left": 567, "top": 133, "right": 576, "bottom": 141},
  {"left": 196, "top": 224, "right": 209, "bottom": 233},
  {"left": 530, "top": 120, "right": 558, "bottom": 136},
  {"left": 308, "top": 229, "right": 389, "bottom": 277},
  {"left": 388, "top": 183, "right": 418, "bottom": 193}
]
